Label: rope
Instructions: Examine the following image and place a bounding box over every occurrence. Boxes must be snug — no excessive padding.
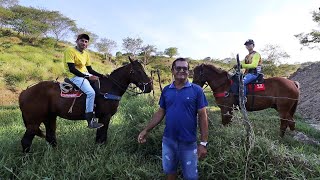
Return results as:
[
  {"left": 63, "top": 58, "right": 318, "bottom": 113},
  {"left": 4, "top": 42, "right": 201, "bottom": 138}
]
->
[
  {"left": 68, "top": 77, "right": 87, "bottom": 113},
  {"left": 59, "top": 82, "right": 73, "bottom": 93}
]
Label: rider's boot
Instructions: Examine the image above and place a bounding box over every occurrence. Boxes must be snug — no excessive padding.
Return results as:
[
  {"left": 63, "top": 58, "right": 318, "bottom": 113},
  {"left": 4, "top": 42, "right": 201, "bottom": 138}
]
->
[{"left": 85, "top": 112, "right": 104, "bottom": 129}]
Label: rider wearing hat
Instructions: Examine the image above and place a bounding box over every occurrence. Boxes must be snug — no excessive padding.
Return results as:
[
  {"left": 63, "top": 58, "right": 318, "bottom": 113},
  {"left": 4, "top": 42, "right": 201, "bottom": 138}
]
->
[
  {"left": 240, "top": 39, "right": 262, "bottom": 96},
  {"left": 64, "top": 33, "right": 105, "bottom": 129}
]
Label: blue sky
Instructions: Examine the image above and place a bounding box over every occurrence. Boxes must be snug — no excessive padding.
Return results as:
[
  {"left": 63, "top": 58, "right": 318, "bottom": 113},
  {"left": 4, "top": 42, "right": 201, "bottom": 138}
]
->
[{"left": 19, "top": 0, "right": 320, "bottom": 63}]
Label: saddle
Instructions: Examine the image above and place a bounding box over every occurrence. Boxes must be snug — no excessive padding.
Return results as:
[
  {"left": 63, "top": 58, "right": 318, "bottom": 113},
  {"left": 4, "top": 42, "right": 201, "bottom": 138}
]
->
[
  {"left": 59, "top": 78, "right": 122, "bottom": 101},
  {"left": 230, "top": 73, "right": 265, "bottom": 95},
  {"left": 59, "top": 78, "right": 83, "bottom": 98},
  {"left": 247, "top": 73, "right": 265, "bottom": 93}
]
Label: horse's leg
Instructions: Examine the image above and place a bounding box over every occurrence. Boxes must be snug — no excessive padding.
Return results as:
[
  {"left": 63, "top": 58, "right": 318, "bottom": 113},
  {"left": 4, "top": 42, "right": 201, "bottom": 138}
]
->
[
  {"left": 21, "top": 113, "right": 43, "bottom": 153},
  {"left": 288, "top": 101, "right": 298, "bottom": 131},
  {"left": 44, "top": 114, "right": 57, "bottom": 147},
  {"left": 221, "top": 107, "right": 233, "bottom": 125},
  {"left": 279, "top": 111, "right": 289, "bottom": 137},
  {"left": 95, "top": 115, "right": 112, "bottom": 144},
  {"left": 21, "top": 129, "right": 36, "bottom": 153}
]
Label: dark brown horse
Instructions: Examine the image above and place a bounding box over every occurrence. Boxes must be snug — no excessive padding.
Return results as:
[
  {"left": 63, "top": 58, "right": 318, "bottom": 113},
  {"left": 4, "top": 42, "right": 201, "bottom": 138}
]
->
[
  {"left": 192, "top": 64, "right": 300, "bottom": 136},
  {"left": 19, "top": 57, "right": 152, "bottom": 152}
]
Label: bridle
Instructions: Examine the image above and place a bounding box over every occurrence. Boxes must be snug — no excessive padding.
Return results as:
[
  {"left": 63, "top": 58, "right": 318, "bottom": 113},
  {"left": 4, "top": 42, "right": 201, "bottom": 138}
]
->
[
  {"left": 197, "top": 65, "right": 232, "bottom": 97},
  {"left": 104, "top": 65, "right": 152, "bottom": 96}
]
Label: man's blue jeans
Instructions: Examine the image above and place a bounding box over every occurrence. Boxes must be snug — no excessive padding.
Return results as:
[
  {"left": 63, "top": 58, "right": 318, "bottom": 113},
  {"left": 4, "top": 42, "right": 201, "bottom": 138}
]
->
[
  {"left": 70, "top": 74, "right": 95, "bottom": 113},
  {"left": 162, "top": 137, "right": 198, "bottom": 180},
  {"left": 243, "top": 73, "right": 258, "bottom": 96}
]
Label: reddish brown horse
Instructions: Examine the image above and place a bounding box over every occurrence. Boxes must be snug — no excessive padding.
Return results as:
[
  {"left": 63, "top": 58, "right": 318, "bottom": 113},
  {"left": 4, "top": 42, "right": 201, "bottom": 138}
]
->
[
  {"left": 19, "top": 57, "right": 152, "bottom": 152},
  {"left": 192, "top": 64, "right": 300, "bottom": 136}
]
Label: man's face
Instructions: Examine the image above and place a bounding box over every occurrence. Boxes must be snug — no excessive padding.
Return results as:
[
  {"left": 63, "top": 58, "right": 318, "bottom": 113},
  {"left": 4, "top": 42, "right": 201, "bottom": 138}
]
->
[
  {"left": 76, "top": 38, "right": 89, "bottom": 51},
  {"left": 245, "top": 43, "right": 254, "bottom": 51},
  {"left": 172, "top": 61, "right": 189, "bottom": 81}
]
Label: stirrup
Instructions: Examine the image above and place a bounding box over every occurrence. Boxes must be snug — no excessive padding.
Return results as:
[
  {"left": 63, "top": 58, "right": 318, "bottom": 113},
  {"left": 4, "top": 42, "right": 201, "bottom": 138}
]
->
[{"left": 88, "top": 119, "right": 104, "bottom": 129}]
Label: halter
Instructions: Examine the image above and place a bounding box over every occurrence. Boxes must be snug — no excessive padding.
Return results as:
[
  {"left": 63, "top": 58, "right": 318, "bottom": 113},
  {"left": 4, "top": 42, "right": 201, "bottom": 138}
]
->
[
  {"left": 198, "top": 65, "right": 232, "bottom": 98},
  {"left": 104, "top": 65, "right": 153, "bottom": 96}
]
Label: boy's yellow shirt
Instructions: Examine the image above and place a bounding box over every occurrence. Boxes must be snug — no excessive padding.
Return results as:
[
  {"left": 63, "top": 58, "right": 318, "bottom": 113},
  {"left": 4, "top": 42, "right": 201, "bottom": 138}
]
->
[{"left": 64, "top": 47, "right": 91, "bottom": 78}]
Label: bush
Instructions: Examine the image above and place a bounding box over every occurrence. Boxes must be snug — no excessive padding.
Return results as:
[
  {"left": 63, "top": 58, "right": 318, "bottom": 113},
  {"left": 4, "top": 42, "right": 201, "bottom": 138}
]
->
[
  {"left": 4, "top": 72, "right": 25, "bottom": 86},
  {"left": 38, "top": 37, "right": 56, "bottom": 49}
]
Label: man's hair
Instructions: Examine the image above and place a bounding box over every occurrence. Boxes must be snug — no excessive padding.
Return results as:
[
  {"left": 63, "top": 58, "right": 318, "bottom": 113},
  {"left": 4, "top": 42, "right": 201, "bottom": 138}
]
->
[
  {"left": 171, "top": 57, "right": 189, "bottom": 70},
  {"left": 77, "top": 33, "right": 90, "bottom": 41}
]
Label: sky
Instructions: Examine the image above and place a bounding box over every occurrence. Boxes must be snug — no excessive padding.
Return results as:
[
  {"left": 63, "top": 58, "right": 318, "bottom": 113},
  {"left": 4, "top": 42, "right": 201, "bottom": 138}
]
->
[{"left": 19, "top": 0, "right": 320, "bottom": 64}]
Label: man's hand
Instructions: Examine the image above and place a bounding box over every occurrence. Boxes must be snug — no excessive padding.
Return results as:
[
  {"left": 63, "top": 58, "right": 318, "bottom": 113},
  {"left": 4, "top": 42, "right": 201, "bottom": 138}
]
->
[
  {"left": 197, "top": 145, "right": 207, "bottom": 160},
  {"left": 137, "top": 130, "right": 148, "bottom": 143},
  {"left": 88, "top": 75, "right": 99, "bottom": 81}
]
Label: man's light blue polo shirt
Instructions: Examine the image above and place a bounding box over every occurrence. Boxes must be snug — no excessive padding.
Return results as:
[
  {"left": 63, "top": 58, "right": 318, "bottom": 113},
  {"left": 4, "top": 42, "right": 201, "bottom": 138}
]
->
[{"left": 159, "top": 81, "right": 208, "bottom": 142}]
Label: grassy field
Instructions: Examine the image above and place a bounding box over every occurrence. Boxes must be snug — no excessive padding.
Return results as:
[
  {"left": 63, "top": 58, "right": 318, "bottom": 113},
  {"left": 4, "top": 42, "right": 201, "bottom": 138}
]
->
[{"left": 0, "top": 93, "right": 320, "bottom": 179}]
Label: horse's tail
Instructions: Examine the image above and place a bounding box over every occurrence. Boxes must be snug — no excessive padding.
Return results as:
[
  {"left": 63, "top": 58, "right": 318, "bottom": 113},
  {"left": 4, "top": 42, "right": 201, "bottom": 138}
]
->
[{"left": 294, "top": 81, "right": 300, "bottom": 90}]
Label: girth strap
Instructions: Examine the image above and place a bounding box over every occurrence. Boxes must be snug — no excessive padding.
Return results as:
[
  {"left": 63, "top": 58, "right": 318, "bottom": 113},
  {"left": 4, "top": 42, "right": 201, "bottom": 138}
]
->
[{"left": 103, "top": 93, "right": 121, "bottom": 101}]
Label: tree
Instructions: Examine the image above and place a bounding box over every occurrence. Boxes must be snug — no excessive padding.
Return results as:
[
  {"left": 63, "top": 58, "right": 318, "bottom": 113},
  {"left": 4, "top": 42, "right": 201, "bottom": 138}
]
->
[
  {"left": 295, "top": 8, "right": 320, "bottom": 49},
  {"left": 95, "top": 38, "right": 117, "bottom": 60},
  {"left": 122, "top": 37, "right": 143, "bottom": 56},
  {"left": 0, "top": 6, "right": 13, "bottom": 28},
  {"left": 8, "top": 6, "right": 51, "bottom": 43},
  {"left": 140, "top": 44, "right": 156, "bottom": 66},
  {"left": 164, "top": 47, "right": 178, "bottom": 58},
  {"left": 0, "top": 0, "right": 18, "bottom": 8},
  {"left": 46, "top": 11, "right": 76, "bottom": 42},
  {"left": 260, "top": 44, "right": 290, "bottom": 64},
  {"left": 72, "top": 27, "right": 98, "bottom": 47},
  {"left": 260, "top": 44, "right": 290, "bottom": 77}
]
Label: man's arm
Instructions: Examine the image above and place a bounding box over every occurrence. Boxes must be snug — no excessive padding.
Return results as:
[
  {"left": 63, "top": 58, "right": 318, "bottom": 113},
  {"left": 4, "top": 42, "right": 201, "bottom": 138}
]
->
[
  {"left": 67, "top": 63, "right": 87, "bottom": 77},
  {"left": 197, "top": 107, "right": 208, "bottom": 160},
  {"left": 86, "top": 66, "right": 105, "bottom": 78},
  {"left": 138, "top": 107, "right": 165, "bottom": 143},
  {"left": 198, "top": 107, "right": 208, "bottom": 142},
  {"left": 241, "top": 53, "right": 261, "bottom": 69}
]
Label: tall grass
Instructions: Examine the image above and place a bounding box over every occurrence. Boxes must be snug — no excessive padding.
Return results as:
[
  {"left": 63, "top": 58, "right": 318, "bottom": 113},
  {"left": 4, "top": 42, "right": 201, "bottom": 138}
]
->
[{"left": 0, "top": 95, "right": 319, "bottom": 179}]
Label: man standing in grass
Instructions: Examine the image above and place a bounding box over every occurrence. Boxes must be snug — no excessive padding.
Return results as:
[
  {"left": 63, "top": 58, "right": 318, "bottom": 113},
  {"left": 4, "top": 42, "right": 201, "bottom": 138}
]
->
[
  {"left": 64, "top": 33, "right": 105, "bottom": 129},
  {"left": 138, "top": 58, "right": 209, "bottom": 180}
]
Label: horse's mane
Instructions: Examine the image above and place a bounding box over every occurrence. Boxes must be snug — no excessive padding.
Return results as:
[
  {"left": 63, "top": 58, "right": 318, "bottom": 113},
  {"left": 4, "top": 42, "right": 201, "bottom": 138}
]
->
[
  {"left": 202, "top": 64, "right": 226, "bottom": 74},
  {"left": 110, "top": 63, "right": 128, "bottom": 76}
]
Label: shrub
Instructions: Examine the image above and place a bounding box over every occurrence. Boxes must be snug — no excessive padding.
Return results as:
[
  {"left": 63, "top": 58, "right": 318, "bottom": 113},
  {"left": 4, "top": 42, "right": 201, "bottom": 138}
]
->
[{"left": 38, "top": 37, "right": 57, "bottom": 49}]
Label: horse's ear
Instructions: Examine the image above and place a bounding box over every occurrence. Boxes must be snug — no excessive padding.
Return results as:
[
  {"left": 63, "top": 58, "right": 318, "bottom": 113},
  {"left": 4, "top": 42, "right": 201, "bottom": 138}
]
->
[{"left": 128, "top": 56, "right": 133, "bottom": 63}]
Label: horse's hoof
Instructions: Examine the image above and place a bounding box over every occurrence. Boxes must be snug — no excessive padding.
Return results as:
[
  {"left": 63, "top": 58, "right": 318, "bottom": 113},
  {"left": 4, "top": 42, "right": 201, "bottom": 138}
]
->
[{"left": 95, "top": 139, "right": 106, "bottom": 144}]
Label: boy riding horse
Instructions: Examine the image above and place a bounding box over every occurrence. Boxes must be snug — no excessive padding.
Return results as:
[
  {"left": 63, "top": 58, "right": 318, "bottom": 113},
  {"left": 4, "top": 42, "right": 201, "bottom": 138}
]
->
[{"left": 64, "top": 33, "right": 106, "bottom": 129}]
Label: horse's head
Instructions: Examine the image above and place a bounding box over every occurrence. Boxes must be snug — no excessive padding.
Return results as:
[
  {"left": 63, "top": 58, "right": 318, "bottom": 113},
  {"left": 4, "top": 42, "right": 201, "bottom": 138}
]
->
[
  {"left": 128, "top": 56, "right": 152, "bottom": 93},
  {"left": 193, "top": 63, "right": 230, "bottom": 89},
  {"left": 192, "top": 64, "right": 208, "bottom": 87}
]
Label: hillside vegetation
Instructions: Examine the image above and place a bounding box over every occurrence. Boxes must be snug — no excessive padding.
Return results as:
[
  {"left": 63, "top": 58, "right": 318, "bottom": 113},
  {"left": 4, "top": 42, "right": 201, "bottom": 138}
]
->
[
  {"left": 0, "top": 30, "right": 300, "bottom": 106},
  {"left": 2, "top": 29, "right": 318, "bottom": 179}
]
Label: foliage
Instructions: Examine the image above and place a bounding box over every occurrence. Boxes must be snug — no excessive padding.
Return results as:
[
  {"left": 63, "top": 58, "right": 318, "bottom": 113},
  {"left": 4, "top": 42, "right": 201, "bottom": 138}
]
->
[
  {"left": 38, "top": 37, "right": 57, "bottom": 49},
  {"left": 164, "top": 47, "right": 178, "bottom": 58},
  {"left": 260, "top": 44, "right": 290, "bottom": 64},
  {"left": 122, "top": 37, "right": 143, "bottom": 56},
  {"left": 72, "top": 27, "right": 99, "bottom": 47},
  {"left": 7, "top": 5, "right": 52, "bottom": 43},
  {"left": 95, "top": 38, "right": 117, "bottom": 60},
  {"left": 46, "top": 11, "right": 76, "bottom": 42},
  {"left": 140, "top": 44, "right": 157, "bottom": 66},
  {"left": 0, "top": 0, "right": 18, "bottom": 8},
  {"left": 295, "top": 8, "right": 320, "bottom": 48},
  {"left": 0, "top": 6, "right": 13, "bottom": 28}
]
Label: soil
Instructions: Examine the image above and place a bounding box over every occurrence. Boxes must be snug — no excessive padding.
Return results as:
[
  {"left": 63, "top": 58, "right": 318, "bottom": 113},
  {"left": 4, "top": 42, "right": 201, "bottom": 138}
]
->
[{"left": 289, "top": 62, "right": 320, "bottom": 129}]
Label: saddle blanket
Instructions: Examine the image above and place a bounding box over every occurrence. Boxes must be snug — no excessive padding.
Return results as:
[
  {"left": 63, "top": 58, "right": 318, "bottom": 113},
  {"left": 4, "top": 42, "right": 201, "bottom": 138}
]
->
[
  {"left": 60, "top": 90, "right": 83, "bottom": 98},
  {"left": 248, "top": 83, "right": 265, "bottom": 92}
]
